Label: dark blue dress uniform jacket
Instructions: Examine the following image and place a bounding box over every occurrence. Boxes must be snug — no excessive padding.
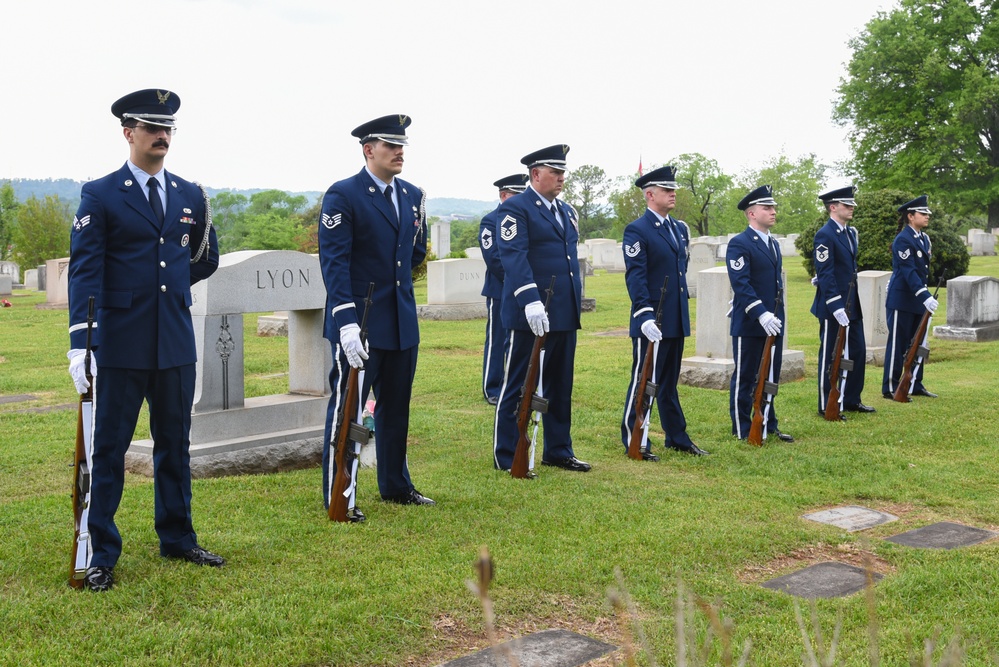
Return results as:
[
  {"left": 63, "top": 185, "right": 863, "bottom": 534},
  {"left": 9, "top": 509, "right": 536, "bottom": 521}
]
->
[
  {"left": 810, "top": 219, "right": 861, "bottom": 321},
  {"left": 479, "top": 208, "right": 504, "bottom": 300},
  {"left": 726, "top": 227, "right": 785, "bottom": 336},
  {"left": 887, "top": 227, "right": 932, "bottom": 315},
  {"left": 68, "top": 163, "right": 218, "bottom": 365},
  {"left": 319, "top": 168, "right": 427, "bottom": 350},
  {"left": 495, "top": 188, "right": 581, "bottom": 330},
  {"left": 623, "top": 211, "right": 690, "bottom": 337}
]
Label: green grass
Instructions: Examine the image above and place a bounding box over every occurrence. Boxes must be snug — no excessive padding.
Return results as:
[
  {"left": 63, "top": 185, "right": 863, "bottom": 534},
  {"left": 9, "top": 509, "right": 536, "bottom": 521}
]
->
[{"left": 1, "top": 256, "right": 999, "bottom": 666}]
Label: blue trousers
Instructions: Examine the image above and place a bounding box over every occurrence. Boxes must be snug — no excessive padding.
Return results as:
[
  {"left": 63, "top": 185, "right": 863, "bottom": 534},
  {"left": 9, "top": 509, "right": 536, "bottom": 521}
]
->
[
  {"left": 89, "top": 365, "right": 199, "bottom": 567},
  {"left": 492, "top": 329, "right": 576, "bottom": 470},
  {"left": 817, "top": 316, "right": 867, "bottom": 412},
  {"left": 620, "top": 336, "right": 695, "bottom": 452},
  {"left": 482, "top": 296, "right": 508, "bottom": 401},
  {"left": 882, "top": 309, "right": 927, "bottom": 396},
  {"left": 730, "top": 335, "right": 784, "bottom": 439},
  {"left": 323, "top": 343, "right": 418, "bottom": 505}
]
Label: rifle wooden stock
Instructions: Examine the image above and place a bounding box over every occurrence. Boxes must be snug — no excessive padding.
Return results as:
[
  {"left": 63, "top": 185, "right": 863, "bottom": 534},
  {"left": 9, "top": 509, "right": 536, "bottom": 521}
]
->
[
  {"left": 69, "top": 297, "right": 95, "bottom": 588},
  {"left": 824, "top": 277, "right": 856, "bottom": 422},
  {"left": 893, "top": 274, "right": 944, "bottom": 403},
  {"left": 747, "top": 334, "right": 776, "bottom": 446},
  {"left": 627, "top": 276, "right": 669, "bottom": 460},
  {"left": 823, "top": 324, "right": 849, "bottom": 421},
  {"left": 328, "top": 283, "right": 374, "bottom": 522},
  {"left": 893, "top": 311, "right": 932, "bottom": 403},
  {"left": 511, "top": 276, "right": 555, "bottom": 479}
]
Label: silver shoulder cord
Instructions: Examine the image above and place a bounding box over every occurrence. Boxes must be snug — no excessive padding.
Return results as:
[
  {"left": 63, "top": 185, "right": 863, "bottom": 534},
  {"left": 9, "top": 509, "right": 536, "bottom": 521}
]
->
[
  {"left": 415, "top": 187, "right": 427, "bottom": 247},
  {"left": 191, "top": 182, "right": 213, "bottom": 264}
]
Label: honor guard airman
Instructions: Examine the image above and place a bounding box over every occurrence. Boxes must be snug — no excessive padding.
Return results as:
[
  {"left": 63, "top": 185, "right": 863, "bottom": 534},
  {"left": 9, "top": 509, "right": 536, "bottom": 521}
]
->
[
  {"left": 480, "top": 174, "right": 528, "bottom": 405},
  {"left": 66, "top": 88, "right": 223, "bottom": 592},
  {"left": 882, "top": 195, "right": 939, "bottom": 400},
  {"left": 726, "top": 185, "right": 794, "bottom": 443},
  {"left": 319, "top": 114, "right": 435, "bottom": 515},
  {"left": 812, "top": 185, "right": 875, "bottom": 416},
  {"left": 492, "top": 145, "right": 590, "bottom": 473},
  {"left": 620, "top": 166, "right": 707, "bottom": 460}
]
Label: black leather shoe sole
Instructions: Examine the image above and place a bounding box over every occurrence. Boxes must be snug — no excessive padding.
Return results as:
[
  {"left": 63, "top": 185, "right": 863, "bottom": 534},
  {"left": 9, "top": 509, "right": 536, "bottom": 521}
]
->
[
  {"left": 844, "top": 403, "right": 876, "bottom": 413},
  {"left": 673, "top": 444, "right": 709, "bottom": 456},
  {"left": 912, "top": 388, "right": 938, "bottom": 398},
  {"left": 168, "top": 546, "right": 226, "bottom": 567},
  {"left": 382, "top": 490, "right": 436, "bottom": 505},
  {"left": 541, "top": 457, "right": 592, "bottom": 472},
  {"left": 84, "top": 566, "right": 114, "bottom": 592},
  {"left": 773, "top": 431, "right": 795, "bottom": 443},
  {"left": 640, "top": 451, "right": 660, "bottom": 462}
]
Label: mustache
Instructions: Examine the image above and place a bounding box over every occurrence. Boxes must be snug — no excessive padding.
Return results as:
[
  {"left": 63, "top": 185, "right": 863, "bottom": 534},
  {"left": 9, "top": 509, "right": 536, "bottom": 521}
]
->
[{"left": 153, "top": 139, "right": 170, "bottom": 148}]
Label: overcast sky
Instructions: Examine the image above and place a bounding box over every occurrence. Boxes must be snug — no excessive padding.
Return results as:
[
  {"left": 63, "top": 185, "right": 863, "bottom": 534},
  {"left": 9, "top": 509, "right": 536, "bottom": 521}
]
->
[{"left": 2, "top": 0, "right": 892, "bottom": 202}]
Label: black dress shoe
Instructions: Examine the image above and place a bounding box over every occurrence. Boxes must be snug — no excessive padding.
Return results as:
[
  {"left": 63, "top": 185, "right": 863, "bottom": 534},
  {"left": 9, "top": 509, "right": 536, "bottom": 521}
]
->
[
  {"left": 912, "top": 388, "right": 938, "bottom": 398},
  {"left": 844, "top": 403, "right": 876, "bottom": 413},
  {"left": 84, "top": 566, "right": 114, "bottom": 592},
  {"left": 382, "top": 489, "right": 436, "bottom": 505},
  {"left": 773, "top": 430, "right": 795, "bottom": 443},
  {"left": 169, "top": 546, "right": 226, "bottom": 567},
  {"left": 486, "top": 396, "right": 499, "bottom": 406},
  {"left": 884, "top": 392, "right": 912, "bottom": 402},
  {"left": 541, "top": 456, "right": 592, "bottom": 472},
  {"left": 640, "top": 450, "right": 660, "bottom": 462},
  {"left": 347, "top": 507, "right": 366, "bottom": 523},
  {"left": 672, "top": 443, "right": 710, "bottom": 456}
]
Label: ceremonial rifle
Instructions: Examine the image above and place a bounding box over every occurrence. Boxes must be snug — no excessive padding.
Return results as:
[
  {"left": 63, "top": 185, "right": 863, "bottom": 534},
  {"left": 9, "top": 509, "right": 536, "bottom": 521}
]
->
[
  {"left": 748, "top": 289, "right": 783, "bottom": 446},
  {"left": 69, "top": 297, "right": 95, "bottom": 588},
  {"left": 329, "top": 283, "right": 374, "bottom": 522},
  {"left": 510, "top": 276, "right": 555, "bottom": 479},
  {"left": 823, "top": 276, "right": 856, "bottom": 422},
  {"left": 627, "top": 276, "right": 669, "bottom": 460},
  {"left": 893, "top": 272, "right": 945, "bottom": 403}
]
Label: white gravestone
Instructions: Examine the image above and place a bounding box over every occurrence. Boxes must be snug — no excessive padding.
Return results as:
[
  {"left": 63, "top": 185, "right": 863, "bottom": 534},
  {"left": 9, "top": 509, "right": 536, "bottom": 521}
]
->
[
  {"left": 44, "top": 257, "right": 70, "bottom": 308},
  {"left": 687, "top": 243, "right": 715, "bottom": 298},
  {"left": 464, "top": 246, "right": 483, "bottom": 260},
  {"left": 778, "top": 238, "right": 798, "bottom": 257},
  {"left": 587, "top": 239, "right": 619, "bottom": 270},
  {"left": 24, "top": 269, "right": 38, "bottom": 291},
  {"left": 934, "top": 275, "right": 999, "bottom": 342},
  {"left": 418, "top": 257, "right": 488, "bottom": 320},
  {"left": 858, "top": 270, "right": 891, "bottom": 366},
  {"left": 681, "top": 266, "right": 805, "bottom": 389},
  {"left": 969, "top": 230, "right": 996, "bottom": 256},
  {"left": 0, "top": 276, "right": 11, "bottom": 296},
  {"left": 127, "top": 250, "right": 335, "bottom": 478},
  {"left": 430, "top": 220, "right": 451, "bottom": 258},
  {"left": 0, "top": 261, "right": 20, "bottom": 284}
]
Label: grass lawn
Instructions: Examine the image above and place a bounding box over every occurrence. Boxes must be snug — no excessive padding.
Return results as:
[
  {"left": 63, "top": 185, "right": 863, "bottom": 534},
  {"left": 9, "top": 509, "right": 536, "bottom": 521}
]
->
[{"left": 1, "top": 256, "right": 998, "bottom": 666}]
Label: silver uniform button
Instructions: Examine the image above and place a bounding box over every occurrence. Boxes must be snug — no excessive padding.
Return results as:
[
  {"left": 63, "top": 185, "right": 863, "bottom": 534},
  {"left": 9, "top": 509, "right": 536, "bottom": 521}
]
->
[
  {"left": 160, "top": 285, "right": 167, "bottom": 292},
  {"left": 397, "top": 261, "right": 401, "bottom": 267},
  {"left": 396, "top": 280, "right": 400, "bottom": 286},
  {"left": 160, "top": 261, "right": 166, "bottom": 268},
  {"left": 159, "top": 237, "right": 165, "bottom": 244}
]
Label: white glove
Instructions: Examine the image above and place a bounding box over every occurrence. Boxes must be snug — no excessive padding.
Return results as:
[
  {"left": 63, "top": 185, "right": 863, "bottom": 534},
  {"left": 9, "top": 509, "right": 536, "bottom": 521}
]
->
[
  {"left": 924, "top": 296, "right": 939, "bottom": 313},
  {"left": 339, "top": 324, "right": 368, "bottom": 369},
  {"left": 67, "top": 349, "right": 97, "bottom": 394},
  {"left": 758, "top": 311, "right": 783, "bottom": 336},
  {"left": 833, "top": 308, "right": 850, "bottom": 327},
  {"left": 524, "top": 301, "right": 549, "bottom": 337},
  {"left": 810, "top": 276, "right": 818, "bottom": 286},
  {"left": 640, "top": 320, "right": 662, "bottom": 342}
]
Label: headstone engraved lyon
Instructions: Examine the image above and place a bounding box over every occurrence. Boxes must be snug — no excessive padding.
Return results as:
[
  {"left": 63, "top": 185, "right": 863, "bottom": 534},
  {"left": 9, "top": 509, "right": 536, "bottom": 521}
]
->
[{"left": 125, "top": 250, "right": 333, "bottom": 478}]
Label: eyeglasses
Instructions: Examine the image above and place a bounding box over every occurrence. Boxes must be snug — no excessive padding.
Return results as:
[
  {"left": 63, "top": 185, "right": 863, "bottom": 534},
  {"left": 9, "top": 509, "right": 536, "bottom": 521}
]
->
[{"left": 132, "top": 123, "right": 177, "bottom": 135}]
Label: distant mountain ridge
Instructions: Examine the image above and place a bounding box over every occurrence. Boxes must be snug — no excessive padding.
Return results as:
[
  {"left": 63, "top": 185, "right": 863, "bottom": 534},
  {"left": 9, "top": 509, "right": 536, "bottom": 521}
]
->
[{"left": 1, "top": 178, "right": 493, "bottom": 219}]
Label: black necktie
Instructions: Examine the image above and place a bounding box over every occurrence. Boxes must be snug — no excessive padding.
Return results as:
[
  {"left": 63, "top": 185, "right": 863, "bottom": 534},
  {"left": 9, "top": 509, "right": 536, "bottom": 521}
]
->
[
  {"left": 847, "top": 227, "right": 856, "bottom": 255},
  {"left": 769, "top": 236, "right": 778, "bottom": 259},
  {"left": 665, "top": 217, "right": 678, "bottom": 249},
  {"left": 148, "top": 177, "right": 164, "bottom": 224},
  {"left": 550, "top": 203, "right": 561, "bottom": 228},
  {"left": 384, "top": 185, "right": 398, "bottom": 223}
]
